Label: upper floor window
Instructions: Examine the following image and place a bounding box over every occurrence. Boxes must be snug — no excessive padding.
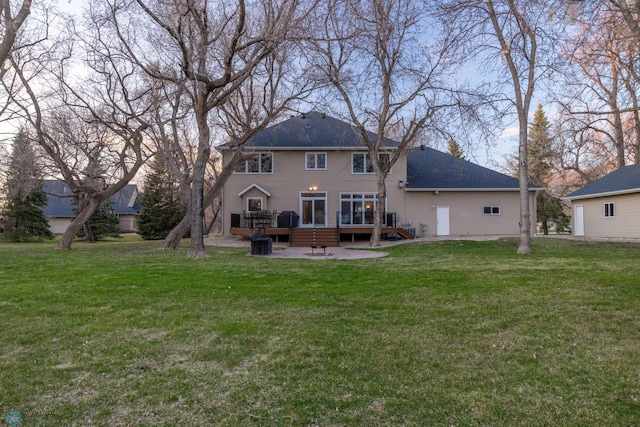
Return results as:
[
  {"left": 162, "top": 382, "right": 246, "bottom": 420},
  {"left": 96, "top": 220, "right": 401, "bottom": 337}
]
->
[
  {"left": 604, "top": 202, "right": 615, "bottom": 217},
  {"left": 306, "top": 152, "right": 327, "bottom": 170},
  {"left": 352, "top": 152, "right": 391, "bottom": 174},
  {"left": 235, "top": 152, "right": 273, "bottom": 174},
  {"left": 483, "top": 206, "right": 501, "bottom": 215}
]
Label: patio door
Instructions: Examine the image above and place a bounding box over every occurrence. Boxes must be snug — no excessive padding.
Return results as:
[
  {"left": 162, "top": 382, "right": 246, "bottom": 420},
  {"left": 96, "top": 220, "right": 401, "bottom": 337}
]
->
[{"left": 300, "top": 192, "right": 327, "bottom": 227}]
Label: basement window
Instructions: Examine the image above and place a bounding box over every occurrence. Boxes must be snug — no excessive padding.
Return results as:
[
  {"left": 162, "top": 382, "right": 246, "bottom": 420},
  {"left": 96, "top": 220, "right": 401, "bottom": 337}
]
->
[{"left": 483, "top": 206, "right": 501, "bottom": 215}]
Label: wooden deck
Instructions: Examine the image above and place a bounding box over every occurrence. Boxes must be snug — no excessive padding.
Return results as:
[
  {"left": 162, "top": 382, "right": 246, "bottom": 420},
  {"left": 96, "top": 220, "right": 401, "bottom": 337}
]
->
[
  {"left": 230, "top": 226, "right": 415, "bottom": 244},
  {"left": 230, "top": 227, "right": 290, "bottom": 236},
  {"left": 338, "top": 227, "right": 415, "bottom": 241}
]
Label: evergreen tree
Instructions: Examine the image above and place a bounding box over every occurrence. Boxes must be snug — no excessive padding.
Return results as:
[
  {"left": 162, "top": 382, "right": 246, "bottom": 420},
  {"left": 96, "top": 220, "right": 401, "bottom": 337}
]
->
[
  {"left": 528, "top": 104, "right": 568, "bottom": 234},
  {"left": 138, "top": 156, "right": 186, "bottom": 240},
  {"left": 75, "top": 197, "right": 121, "bottom": 242},
  {"left": 528, "top": 104, "right": 553, "bottom": 186},
  {"left": 447, "top": 138, "right": 465, "bottom": 159},
  {"left": 1, "top": 130, "right": 54, "bottom": 241}
]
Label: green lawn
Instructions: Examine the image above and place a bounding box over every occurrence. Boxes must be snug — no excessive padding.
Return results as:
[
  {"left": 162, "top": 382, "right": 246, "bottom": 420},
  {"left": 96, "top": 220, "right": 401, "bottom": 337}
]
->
[{"left": 0, "top": 237, "right": 639, "bottom": 426}]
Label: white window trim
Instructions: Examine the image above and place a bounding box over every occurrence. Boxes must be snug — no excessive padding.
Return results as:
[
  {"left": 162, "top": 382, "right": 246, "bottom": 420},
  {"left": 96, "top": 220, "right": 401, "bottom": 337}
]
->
[
  {"left": 234, "top": 152, "right": 274, "bottom": 174},
  {"left": 604, "top": 202, "right": 615, "bottom": 218},
  {"left": 305, "top": 152, "right": 327, "bottom": 170},
  {"left": 351, "top": 152, "right": 392, "bottom": 174},
  {"left": 483, "top": 206, "right": 501, "bottom": 216},
  {"left": 246, "top": 197, "right": 264, "bottom": 212},
  {"left": 299, "top": 191, "right": 328, "bottom": 228},
  {"left": 339, "top": 192, "right": 387, "bottom": 225}
]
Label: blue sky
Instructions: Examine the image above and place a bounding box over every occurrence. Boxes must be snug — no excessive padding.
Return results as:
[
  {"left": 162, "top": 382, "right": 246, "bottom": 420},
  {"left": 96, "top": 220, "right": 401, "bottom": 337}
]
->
[{"left": 9, "top": 0, "right": 527, "bottom": 172}]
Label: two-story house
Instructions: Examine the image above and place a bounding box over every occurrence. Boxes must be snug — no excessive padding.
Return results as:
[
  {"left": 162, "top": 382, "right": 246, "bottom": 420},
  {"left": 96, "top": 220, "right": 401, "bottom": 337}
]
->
[{"left": 217, "top": 111, "right": 538, "bottom": 246}]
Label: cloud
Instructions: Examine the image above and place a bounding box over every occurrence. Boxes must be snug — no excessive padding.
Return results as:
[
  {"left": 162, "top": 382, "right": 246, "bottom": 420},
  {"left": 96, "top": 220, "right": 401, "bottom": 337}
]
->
[{"left": 500, "top": 126, "right": 519, "bottom": 139}]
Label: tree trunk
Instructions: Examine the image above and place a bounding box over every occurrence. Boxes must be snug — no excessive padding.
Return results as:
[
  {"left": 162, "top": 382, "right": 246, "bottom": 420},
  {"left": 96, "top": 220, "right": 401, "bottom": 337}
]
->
[
  {"left": 161, "top": 157, "right": 236, "bottom": 251},
  {"left": 83, "top": 222, "right": 95, "bottom": 243},
  {"left": 205, "top": 204, "right": 220, "bottom": 234},
  {"left": 611, "top": 106, "right": 626, "bottom": 168},
  {"left": 633, "top": 109, "right": 640, "bottom": 164},
  {"left": 57, "top": 197, "right": 104, "bottom": 250},
  {"left": 188, "top": 104, "right": 211, "bottom": 259},
  {"left": 517, "top": 116, "right": 531, "bottom": 254},
  {"left": 369, "top": 179, "right": 387, "bottom": 247},
  {"left": 623, "top": 70, "right": 640, "bottom": 164},
  {"left": 610, "top": 57, "right": 626, "bottom": 168},
  {"left": 188, "top": 174, "right": 207, "bottom": 258},
  {"left": 161, "top": 208, "right": 192, "bottom": 250}
]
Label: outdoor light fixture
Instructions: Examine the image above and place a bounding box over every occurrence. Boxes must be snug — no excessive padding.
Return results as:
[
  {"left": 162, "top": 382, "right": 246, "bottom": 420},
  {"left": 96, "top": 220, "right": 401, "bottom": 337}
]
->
[
  {"left": 398, "top": 180, "right": 404, "bottom": 188},
  {"left": 309, "top": 186, "right": 318, "bottom": 191}
]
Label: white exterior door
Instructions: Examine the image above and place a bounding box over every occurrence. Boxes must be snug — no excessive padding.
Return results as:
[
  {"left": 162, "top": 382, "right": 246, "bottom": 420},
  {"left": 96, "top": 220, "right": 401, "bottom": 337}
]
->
[
  {"left": 574, "top": 205, "right": 584, "bottom": 236},
  {"left": 300, "top": 192, "right": 327, "bottom": 227},
  {"left": 436, "top": 206, "right": 450, "bottom": 236}
]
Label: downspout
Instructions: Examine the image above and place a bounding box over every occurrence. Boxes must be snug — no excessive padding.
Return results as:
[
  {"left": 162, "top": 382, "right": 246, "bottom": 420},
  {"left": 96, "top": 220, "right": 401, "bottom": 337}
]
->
[{"left": 403, "top": 180, "right": 407, "bottom": 228}]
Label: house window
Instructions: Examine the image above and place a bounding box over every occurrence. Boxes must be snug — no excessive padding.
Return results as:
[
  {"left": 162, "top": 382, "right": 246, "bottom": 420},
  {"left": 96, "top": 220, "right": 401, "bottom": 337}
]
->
[
  {"left": 604, "top": 202, "right": 615, "bottom": 217},
  {"left": 483, "top": 206, "right": 501, "bottom": 215},
  {"left": 235, "top": 152, "right": 273, "bottom": 174},
  {"left": 306, "top": 152, "right": 327, "bottom": 170},
  {"left": 352, "top": 152, "right": 391, "bottom": 174},
  {"left": 340, "top": 193, "right": 381, "bottom": 225},
  {"left": 247, "top": 198, "right": 263, "bottom": 212}
]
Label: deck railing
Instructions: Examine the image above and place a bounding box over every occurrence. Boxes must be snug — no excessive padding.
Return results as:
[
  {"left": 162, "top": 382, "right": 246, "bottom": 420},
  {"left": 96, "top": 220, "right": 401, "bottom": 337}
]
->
[
  {"left": 337, "top": 211, "right": 397, "bottom": 227},
  {"left": 231, "top": 210, "right": 279, "bottom": 230},
  {"left": 230, "top": 210, "right": 398, "bottom": 230}
]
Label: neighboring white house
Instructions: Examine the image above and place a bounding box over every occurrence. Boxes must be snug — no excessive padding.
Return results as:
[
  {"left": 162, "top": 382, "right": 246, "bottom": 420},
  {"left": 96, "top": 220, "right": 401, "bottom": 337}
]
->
[
  {"left": 217, "top": 112, "right": 538, "bottom": 245},
  {"left": 564, "top": 164, "right": 640, "bottom": 239},
  {"left": 42, "top": 180, "right": 142, "bottom": 234}
]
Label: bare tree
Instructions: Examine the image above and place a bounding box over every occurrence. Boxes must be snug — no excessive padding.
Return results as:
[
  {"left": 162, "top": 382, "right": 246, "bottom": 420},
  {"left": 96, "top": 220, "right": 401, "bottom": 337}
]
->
[
  {"left": 106, "top": 0, "right": 318, "bottom": 258},
  {"left": 122, "top": 4, "right": 319, "bottom": 252},
  {"left": 557, "top": 9, "right": 640, "bottom": 169},
  {"left": 38, "top": 112, "right": 148, "bottom": 250},
  {"left": 0, "top": 1, "right": 55, "bottom": 129},
  {"left": 434, "top": 0, "right": 570, "bottom": 254},
  {"left": 6, "top": 6, "right": 152, "bottom": 250},
  {"left": 0, "top": 0, "right": 31, "bottom": 77},
  {"left": 311, "top": 0, "right": 473, "bottom": 247},
  {"left": 607, "top": 0, "right": 640, "bottom": 40},
  {"left": 553, "top": 109, "right": 615, "bottom": 190}
]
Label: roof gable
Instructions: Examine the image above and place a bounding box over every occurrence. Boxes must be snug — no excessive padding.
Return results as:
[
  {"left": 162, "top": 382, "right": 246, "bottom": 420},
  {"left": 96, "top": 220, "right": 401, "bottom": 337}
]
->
[
  {"left": 565, "top": 164, "right": 640, "bottom": 200},
  {"left": 218, "top": 111, "right": 398, "bottom": 150},
  {"left": 238, "top": 183, "right": 272, "bottom": 197},
  {"left": 110, "top": 184, "right": 143, "bottom": 215},
  {"left": 406, "top": 146, "right": 532, "bottom": 190}
]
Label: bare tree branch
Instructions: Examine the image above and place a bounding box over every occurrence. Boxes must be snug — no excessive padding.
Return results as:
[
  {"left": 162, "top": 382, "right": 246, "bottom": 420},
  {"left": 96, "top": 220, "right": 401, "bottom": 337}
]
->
[{"left": 0, "top": 0, "right": 31, "bottom": 77}]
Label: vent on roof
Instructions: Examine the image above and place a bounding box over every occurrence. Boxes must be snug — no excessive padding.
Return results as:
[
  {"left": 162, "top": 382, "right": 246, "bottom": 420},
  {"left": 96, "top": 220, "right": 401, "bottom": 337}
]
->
[
  {"left": 420, "top": 144, "right": 425, "bottom": 150},
  {"left": 301, "top": 113, "right": 306, "bottom": 119}
]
